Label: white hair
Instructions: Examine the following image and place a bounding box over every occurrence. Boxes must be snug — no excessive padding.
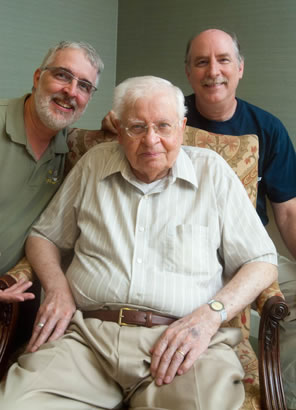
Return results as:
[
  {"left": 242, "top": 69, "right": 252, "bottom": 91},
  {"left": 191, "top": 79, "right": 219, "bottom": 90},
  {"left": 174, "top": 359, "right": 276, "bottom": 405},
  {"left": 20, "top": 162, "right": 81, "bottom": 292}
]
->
[{"left": 112, "top": 76, "right": 187, "bottom": 121}]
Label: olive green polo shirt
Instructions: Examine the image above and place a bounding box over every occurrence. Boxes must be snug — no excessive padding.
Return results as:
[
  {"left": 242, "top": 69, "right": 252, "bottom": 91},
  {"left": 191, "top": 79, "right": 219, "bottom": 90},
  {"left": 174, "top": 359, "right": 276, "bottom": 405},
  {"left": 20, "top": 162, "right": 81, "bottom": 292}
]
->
[{"left": 0, "top": 95, "right": 69, "bottom": 274}]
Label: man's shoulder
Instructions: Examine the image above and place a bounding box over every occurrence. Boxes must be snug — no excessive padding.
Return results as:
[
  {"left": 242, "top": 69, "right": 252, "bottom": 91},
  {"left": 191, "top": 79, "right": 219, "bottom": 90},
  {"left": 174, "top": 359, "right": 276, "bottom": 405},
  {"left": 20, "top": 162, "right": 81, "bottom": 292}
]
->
[
  {"left": 181, "top": 145, "right": 230, "bottom": 169},
  {"left": 237, "top": 98, "right": 282, "bottom": 123},
  {"left": 78, "top": 140, "right": 121, "bottom": 167}
]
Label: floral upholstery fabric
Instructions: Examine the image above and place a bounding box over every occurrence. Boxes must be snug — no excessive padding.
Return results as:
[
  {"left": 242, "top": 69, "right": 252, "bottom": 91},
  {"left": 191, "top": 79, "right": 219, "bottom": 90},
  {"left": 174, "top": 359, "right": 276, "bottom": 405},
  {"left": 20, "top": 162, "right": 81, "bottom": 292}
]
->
[{"left": 2, "top": 125, "right": 285, "bottom": 409}]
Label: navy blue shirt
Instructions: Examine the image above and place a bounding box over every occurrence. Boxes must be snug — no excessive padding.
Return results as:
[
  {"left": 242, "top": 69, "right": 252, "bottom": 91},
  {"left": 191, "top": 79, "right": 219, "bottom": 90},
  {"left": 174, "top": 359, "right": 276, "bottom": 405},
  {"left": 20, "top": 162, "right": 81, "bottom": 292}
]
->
[{"left": 185, "top": 94, "right": 296, "bottom": 225}]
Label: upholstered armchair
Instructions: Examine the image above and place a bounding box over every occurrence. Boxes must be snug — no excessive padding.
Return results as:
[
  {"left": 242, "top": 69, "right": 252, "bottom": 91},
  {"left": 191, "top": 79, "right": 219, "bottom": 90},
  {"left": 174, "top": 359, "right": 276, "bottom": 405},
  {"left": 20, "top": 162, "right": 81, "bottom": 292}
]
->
[{"left": 0, "top": 126, "right": 289, "bottom": 409}]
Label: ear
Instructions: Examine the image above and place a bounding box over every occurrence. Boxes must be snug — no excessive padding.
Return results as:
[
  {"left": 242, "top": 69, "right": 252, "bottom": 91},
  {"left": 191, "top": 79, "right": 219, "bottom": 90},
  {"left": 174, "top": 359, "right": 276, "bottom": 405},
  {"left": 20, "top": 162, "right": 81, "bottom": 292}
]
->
[
  {"left": 33, "top": 68, "right": 42, "bottom": 90},
  {"left": 185, "top": 64, "right": 191, "bottom": 81},
  {"left": 180, "top": 117, "right": 187, "bottom": 144},
  {"left": 238, "top": 60, "right": 244, "bottom": 80},
  {"left": 115, "top": 119, "right": 123, "bottom": 144}
]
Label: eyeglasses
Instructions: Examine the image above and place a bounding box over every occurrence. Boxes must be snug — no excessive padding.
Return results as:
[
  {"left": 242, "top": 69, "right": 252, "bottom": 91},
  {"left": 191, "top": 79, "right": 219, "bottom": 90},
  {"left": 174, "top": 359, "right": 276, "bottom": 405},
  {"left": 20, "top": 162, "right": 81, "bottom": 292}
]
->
[
  {"left": 41, "top": 66, "right": 97, "bottom": 96},
  {"left": 123, "top": 121, "right": 180, "bottom": 139}
]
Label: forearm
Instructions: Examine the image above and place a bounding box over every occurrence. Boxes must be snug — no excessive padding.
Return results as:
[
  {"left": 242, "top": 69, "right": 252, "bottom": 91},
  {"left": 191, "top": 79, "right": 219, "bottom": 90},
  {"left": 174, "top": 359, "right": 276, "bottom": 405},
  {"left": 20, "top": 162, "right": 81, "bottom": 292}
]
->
[
  {"left": 213, "top": 261, "right": 278, "bottom": 321},
  {"left": 25, "top": 235, "right": 76, "bottom": 352},
  {"left": 272, "top": 198, "right": 296, "bottom": 260},
  {"left": 26, "top": 236, "right": 70, "bottom": 294}
]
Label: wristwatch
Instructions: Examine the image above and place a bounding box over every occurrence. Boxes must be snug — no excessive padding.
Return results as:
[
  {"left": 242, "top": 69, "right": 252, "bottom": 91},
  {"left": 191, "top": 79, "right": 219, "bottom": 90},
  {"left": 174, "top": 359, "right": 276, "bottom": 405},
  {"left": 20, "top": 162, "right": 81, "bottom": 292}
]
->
[{"left": 207, "top": 299, "right": 227, "bottom": 322}]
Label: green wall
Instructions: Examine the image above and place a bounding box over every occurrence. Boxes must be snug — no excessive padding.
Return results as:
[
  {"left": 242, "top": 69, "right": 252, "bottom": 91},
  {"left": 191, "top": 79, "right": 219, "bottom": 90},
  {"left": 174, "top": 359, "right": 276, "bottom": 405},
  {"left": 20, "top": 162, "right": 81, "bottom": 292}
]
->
[
  {"left": 117, "top": 0, "right": 296, "bottom": 147},
  {"left": 0, "top": 0, "right": 118, "bottom": 129}
]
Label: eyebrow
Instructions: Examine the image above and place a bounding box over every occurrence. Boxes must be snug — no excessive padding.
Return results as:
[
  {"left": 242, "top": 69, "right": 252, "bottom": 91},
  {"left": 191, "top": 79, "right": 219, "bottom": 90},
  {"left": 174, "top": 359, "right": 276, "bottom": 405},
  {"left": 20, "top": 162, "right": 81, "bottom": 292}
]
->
[
  {"left": 58, "top": 66, "right": 93, "bottom": 85},
  {"left": 193, "top": 52, "right": 232, "bottom": 61}
]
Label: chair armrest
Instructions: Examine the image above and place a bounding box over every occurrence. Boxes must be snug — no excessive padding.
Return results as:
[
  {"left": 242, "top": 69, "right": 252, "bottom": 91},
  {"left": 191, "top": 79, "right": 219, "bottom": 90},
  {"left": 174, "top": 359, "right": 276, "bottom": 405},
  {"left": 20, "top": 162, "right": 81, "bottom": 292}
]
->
[
  {"left": 258, "top": 295, "right": 289, "bottom": 409},
  {"left": 0, "top": 257, "right": 33, "bottom": 380},
  {"left": 256, "top": 281, "right": 284, "bottom": 316},
  {"left": 3, "top": 257, "right": 34, "bottom": 283}
]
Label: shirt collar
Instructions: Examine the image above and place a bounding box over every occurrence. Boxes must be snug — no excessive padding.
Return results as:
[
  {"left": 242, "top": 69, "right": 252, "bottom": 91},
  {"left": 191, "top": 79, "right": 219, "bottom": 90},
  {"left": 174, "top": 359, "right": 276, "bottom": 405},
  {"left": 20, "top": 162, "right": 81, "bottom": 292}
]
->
[
  {"left": 100, "top": 143, "right": 198, "bottom": 189},
  {"left": 6, "top": 94, "right": 68, "bottom": 154}
]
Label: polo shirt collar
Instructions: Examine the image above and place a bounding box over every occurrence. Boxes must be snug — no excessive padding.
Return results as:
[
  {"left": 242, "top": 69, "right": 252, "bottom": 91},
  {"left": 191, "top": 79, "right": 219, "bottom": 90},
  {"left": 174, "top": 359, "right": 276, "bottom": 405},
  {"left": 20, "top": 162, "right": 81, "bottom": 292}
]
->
[{"left": 6, "top": 94, "right": 68, "bottom": 154}]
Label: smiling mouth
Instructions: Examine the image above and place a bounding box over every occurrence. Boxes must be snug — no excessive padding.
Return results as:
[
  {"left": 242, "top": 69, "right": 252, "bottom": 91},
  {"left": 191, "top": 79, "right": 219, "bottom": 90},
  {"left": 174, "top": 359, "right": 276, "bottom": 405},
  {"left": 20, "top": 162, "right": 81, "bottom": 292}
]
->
[{"left": 53, "top": 98, "right": 74, "bottom": 111}]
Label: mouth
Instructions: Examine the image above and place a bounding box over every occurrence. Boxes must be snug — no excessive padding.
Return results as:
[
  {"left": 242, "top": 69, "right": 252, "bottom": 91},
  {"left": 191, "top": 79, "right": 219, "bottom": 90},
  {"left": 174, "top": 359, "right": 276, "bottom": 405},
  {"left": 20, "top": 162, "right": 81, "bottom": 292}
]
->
[
  {"left": 140, "top": 152, "right": 162, "bottom": 158},
  {"left": 52, "top": 97, "right": 75, "bottom": 112},
  {"left": 202, "top": 78, "right": 228, "bottom": 88}
]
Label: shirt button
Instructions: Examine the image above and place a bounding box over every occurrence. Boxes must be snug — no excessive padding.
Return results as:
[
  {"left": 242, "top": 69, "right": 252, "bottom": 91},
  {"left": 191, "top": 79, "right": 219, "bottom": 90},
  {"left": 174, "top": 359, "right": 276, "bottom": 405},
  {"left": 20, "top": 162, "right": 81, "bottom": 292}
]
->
[
  {"left": 139, "top": 226, "right": 144, "bottom": 232},
  {"left": 137, "top": 258, "right": 143, "bottom": 264}
]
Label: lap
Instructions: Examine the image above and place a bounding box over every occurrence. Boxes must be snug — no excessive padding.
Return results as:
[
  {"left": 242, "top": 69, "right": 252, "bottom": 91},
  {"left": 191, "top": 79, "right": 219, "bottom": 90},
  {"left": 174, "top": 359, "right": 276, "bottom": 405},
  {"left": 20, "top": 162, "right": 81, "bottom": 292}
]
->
[{"left": 0, "top": 312, "right": 245, "bottom": 410}]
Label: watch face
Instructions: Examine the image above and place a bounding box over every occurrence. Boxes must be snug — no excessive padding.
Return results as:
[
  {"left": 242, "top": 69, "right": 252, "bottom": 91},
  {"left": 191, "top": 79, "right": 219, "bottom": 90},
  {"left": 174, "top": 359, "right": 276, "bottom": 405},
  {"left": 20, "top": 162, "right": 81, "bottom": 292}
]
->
[{"left": 210, "top": 300, "right": 224, "bottom": 311}]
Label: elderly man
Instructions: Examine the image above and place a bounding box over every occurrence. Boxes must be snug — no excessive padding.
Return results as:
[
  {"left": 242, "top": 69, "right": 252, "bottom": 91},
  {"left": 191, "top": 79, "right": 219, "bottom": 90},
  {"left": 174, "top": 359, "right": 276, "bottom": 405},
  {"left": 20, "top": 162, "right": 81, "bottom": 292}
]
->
[
  {"left": 0, "top": 40, "right": 103, "bottom": 301},
  {"left": 0, "top": 76, "right": 277, "bottom": 410},
  {"left": 184, "top": 29, "right": 296, "bottom": 409}
]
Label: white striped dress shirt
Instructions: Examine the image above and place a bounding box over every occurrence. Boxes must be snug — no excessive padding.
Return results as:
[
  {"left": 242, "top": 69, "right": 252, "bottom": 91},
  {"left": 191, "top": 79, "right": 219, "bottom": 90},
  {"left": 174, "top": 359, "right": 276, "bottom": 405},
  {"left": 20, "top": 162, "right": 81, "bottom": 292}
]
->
[{"left": 30, "top": 142, "right": 277, "bottom": 317}]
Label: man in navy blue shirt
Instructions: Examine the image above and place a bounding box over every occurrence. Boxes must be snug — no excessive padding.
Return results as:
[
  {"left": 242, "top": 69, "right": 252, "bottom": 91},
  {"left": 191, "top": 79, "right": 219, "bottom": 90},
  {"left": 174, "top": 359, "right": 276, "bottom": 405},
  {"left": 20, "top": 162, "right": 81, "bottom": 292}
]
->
[{"left": 184, "top": 29, "right": 296, "bottom": 409}]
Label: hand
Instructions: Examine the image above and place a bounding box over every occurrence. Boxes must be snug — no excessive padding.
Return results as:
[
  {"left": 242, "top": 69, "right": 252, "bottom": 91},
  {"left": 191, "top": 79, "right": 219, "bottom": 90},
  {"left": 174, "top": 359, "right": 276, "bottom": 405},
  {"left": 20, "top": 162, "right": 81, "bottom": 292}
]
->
[
  {"left": 26, "top": 288, "right": 76, "bottom": 353},
  {"left": 0, "top": 278, "right": 35, "bottom": 303},
  {"left": 101, "top": 110, "right": 117, "bottom": 134},
  {"left": 150, "top": 305, "right": 220, "bottom": 386}
]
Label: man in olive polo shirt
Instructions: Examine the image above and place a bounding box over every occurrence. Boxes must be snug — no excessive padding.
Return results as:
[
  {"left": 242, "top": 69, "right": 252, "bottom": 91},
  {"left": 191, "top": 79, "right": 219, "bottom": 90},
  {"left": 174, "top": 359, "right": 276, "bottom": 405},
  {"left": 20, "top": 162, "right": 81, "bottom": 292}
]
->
[{"left": 0, "top": 41, "right": 104, "bottom": 288}]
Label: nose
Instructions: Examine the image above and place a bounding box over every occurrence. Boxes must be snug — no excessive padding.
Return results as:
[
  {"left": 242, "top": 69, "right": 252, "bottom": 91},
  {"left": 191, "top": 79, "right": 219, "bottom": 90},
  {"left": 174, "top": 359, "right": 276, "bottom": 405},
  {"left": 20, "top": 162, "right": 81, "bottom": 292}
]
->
[
  {"left": 142, "top": 125, "right": 160, "bottom": 145},
  {"left": 63, "top": 79, "right": 79, "bottom": 97},
  {"left": 208, "top": 59, "right": 219, "bottom": 77}
]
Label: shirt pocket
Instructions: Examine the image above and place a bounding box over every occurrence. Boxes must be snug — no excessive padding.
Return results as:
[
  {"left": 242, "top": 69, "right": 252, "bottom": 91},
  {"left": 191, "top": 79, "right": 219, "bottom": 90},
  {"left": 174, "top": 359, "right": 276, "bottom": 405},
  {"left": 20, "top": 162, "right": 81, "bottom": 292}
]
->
[{"left": 164, "top": 223, "right": 210, "bottom": 275}]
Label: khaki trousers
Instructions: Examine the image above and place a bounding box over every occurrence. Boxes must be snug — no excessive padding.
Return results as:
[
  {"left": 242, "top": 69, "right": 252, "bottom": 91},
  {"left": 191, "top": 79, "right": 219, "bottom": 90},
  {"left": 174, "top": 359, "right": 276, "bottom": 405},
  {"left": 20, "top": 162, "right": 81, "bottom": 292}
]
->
[{"left": 0, "top": 310, "right": 245, "bottom": 410}]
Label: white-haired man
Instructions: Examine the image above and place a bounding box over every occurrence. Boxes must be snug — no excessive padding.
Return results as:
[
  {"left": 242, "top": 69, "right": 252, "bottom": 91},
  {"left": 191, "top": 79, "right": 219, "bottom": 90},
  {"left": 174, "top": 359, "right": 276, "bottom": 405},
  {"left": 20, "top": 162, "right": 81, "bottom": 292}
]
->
[{"left": 0, "top": 76, "right": 277, "bottom": 410}]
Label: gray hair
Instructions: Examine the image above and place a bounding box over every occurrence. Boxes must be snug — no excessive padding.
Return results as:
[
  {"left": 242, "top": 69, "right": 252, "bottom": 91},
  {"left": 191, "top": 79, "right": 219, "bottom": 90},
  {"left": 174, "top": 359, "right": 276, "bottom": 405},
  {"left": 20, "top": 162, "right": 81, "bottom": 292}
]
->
[
  {"left": 40, "top": 40, "right": 104, "bottom": 86},
  {"left": 185, "top": 29, "right": 244, "bottom": 67},
  {"left": 112, "top": 76, "right": 187, "bottom": 121}
]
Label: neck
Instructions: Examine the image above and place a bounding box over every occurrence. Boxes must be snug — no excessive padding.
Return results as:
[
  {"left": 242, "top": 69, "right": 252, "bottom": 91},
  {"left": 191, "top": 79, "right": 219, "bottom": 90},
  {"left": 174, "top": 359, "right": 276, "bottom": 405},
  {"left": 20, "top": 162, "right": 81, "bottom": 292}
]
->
[
  {"left": 195, "top": 96, "right": 237, "bottom": 122},
  {"left": 24, "top": 95, "right": 56, "bottom": 160}
]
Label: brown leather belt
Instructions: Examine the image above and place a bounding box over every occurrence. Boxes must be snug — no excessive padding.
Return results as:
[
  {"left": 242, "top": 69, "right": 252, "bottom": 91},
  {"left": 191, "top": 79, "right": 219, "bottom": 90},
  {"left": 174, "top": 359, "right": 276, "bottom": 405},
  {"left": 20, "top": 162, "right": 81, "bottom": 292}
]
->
[{"left": 82, "top": 307, "right": 179, "bottom": 327}]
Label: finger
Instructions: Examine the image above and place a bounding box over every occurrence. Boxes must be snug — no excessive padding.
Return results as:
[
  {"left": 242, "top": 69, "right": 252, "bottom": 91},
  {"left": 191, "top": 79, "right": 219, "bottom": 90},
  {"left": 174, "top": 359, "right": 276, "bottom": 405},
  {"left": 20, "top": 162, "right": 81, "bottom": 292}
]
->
[
  {"left": 47, "top": 317, "right": 71, "bottom": 343},
  {"left": 154, "top": 345, "right": 188, "bottom": 386},
  {"left": 150, "top": 337, "right": 169, "bottom": 378}
]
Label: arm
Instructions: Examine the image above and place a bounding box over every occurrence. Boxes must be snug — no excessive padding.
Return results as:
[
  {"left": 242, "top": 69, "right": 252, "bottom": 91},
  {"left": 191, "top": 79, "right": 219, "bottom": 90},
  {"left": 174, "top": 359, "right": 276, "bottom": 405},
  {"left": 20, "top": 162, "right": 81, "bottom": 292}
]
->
[
  {"left": 150, "top": 261, "right": 277, "bottom": 386},
  {"left": 0, "top": 278, "right": 35, "bottom": 303},
  {"left": 25, "top": 236, "right": 76, "bottom": 353},
  {"left": 271, "top": 197, "right": 296, "bottom": 260}
]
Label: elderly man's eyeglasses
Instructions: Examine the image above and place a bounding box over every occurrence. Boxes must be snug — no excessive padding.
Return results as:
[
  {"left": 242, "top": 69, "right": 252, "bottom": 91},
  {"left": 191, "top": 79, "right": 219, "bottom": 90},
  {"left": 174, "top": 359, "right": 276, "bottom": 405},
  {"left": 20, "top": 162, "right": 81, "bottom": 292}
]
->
[
  {"left": 41, "top": 66, "right": 97, "bottom": 96},
  {"left": 123, "top": 121, "right": 180, "bottom": 138}
]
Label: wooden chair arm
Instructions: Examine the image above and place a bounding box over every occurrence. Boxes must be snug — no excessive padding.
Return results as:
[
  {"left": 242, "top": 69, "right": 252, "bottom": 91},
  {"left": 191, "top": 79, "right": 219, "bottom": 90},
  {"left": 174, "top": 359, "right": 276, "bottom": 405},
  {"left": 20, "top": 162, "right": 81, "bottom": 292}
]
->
[
  {"left": 0, "top": 257, "right": 34, "bottom": 380},
  {"left": 259, "top": 295, "right": 289, "bottom": 409},
  {"left": 256, "top": 281, "right": 284, "bottom": 316}
]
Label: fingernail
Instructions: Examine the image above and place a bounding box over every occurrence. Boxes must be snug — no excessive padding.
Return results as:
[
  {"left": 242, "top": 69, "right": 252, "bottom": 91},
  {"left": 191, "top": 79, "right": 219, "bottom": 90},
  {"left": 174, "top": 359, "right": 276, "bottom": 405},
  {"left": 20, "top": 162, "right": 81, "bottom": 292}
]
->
[
  {"left": 156, "top": 378, "right": 163, "bottom": 386},
  {"left": 164, "top": 376, "right": 171, "bottom": 384}
]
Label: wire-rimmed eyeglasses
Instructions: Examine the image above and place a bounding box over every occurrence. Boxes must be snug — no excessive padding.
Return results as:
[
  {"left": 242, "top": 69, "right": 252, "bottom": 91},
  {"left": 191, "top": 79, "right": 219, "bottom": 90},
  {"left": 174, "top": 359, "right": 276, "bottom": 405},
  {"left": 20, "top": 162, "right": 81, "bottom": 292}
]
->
[
  {"left": 41, "top": 66, "right": 97, "bottom": 96},
  {"left": 123, "top": 121, "right": 180, "bottom": 139}
]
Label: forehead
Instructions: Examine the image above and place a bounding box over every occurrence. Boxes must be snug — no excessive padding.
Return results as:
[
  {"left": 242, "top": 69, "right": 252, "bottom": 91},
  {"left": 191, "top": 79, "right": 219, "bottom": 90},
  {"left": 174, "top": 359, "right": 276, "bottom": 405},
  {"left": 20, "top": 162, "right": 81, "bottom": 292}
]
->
[
  {"left": 49, "top": 48, "right": 97, "bottom": 82},
  {"left": 123, "top": 91, "right": 178, "bottom": 120},
  {"left": 190, "top": 31, "right": 236, "bottom": 58}
]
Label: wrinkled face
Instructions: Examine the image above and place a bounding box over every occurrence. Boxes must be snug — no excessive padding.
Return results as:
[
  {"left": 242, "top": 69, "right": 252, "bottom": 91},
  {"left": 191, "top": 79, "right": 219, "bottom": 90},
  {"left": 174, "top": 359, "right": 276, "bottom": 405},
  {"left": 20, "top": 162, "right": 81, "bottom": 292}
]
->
[
  {"left": 33, "top": 48, "right": 98, "bottom": 131},
  {"left": 185, "top": 30, "right": 244, "bottom": 107},
  {"left": 117, "top": 92, "right": 186, "bottom": 183}
]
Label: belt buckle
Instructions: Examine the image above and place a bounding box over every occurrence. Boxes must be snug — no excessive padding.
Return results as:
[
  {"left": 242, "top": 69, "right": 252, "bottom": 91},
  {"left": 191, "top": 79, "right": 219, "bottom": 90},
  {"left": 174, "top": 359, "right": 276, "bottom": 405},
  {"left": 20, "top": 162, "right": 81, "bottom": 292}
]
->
[{"left": 118, "top": 307, "right": 138, "bottom": 326}]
